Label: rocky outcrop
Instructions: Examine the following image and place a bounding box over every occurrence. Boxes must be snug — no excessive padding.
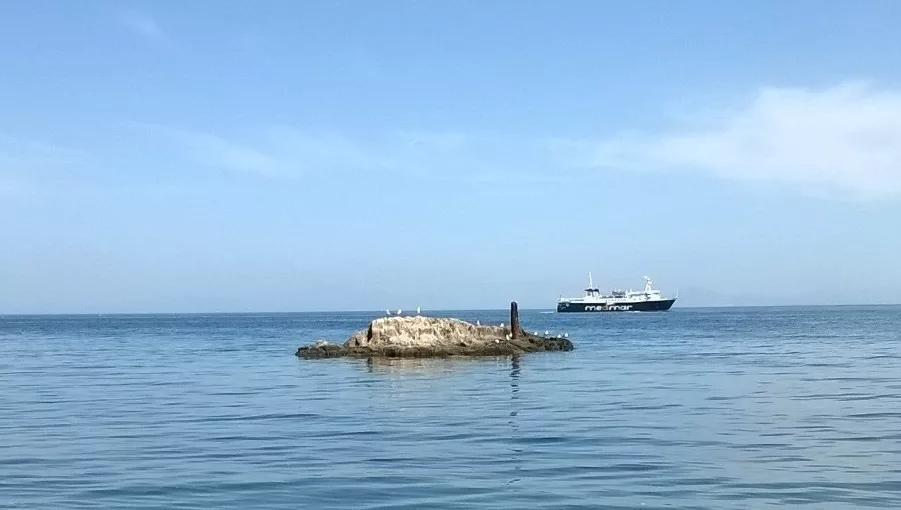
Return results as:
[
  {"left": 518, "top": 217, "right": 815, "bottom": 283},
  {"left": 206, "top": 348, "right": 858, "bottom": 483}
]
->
[{"left": 296, "top": 314, "right": 573, "bottom": 359}]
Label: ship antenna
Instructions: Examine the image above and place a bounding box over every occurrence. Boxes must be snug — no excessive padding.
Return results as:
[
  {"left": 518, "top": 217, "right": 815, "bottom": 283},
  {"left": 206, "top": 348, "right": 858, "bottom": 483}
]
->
[{"left": 588, "top": 271, "right": 593, "bottom": 289}]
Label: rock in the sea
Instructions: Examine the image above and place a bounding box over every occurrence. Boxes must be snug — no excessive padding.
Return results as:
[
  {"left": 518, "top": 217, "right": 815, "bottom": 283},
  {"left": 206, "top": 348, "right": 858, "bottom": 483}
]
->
[{"left": 296, "top": 315, "right": 573, "bottom": 359}]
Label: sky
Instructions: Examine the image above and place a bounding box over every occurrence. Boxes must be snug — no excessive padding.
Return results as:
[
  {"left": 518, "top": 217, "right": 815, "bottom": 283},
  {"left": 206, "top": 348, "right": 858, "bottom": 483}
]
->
[{"left": 2, "top": 0, "right": 901, "bottom": 313}]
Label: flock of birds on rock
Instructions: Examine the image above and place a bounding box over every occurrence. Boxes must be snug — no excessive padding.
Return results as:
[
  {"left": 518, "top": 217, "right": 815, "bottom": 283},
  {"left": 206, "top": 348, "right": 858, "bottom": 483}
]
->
[
  {"left": 539, "top": 330, "right": 569, "bottom": 339},
  {"left": 384, "top": 308, "right": 568, "bottom": 339},
  {"left": 386, "top": 306, "right": 422, "bottom": 316}
]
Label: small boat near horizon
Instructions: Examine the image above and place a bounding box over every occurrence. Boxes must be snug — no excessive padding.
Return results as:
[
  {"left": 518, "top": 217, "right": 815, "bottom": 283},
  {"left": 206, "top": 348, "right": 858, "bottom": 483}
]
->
[{"left": 556, "top": 273, "right": 677, "bottom": 312}]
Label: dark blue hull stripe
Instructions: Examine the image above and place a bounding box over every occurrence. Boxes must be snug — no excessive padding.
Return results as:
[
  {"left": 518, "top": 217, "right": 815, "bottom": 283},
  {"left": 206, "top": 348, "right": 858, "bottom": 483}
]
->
[{"left": 557, "top": 299, "right": 676, "bottom": 312}]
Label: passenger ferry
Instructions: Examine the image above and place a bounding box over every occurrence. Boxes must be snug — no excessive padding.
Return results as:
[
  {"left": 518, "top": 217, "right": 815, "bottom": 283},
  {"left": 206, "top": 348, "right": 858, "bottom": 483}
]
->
[{"left": 556, "top": 274, "right": 676, "bottom": 312}]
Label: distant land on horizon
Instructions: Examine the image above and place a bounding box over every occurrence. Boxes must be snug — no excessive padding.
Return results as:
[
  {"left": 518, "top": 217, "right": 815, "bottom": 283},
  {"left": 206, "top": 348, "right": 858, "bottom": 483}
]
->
[
  {"left": 3, "top": 276, "right": 900, "bottom": 316},
  {"left": 3, "top": 300, "right": 899, "bottom": 317},
  {"left": 314, "top": 301, "right": 901, "bottom": 314}
]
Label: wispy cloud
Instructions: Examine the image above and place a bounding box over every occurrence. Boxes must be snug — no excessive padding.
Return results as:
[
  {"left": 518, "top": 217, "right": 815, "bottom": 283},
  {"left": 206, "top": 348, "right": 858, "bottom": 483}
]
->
[
  {"left": 556, "top": 81, "right": 901, "bottom": 200},
  {"left": 138, "top": 124, "right": 377, "bottom": 177},
  {"left": 0, "top": 135, "right": 83, "bottom": 196},
  {"left": 119, "top": 11, "right": 171, "bottom": 44},
  {"left": 0, "top": 135, "right": 79, "bottom": 169},
  {"left": 137, "top": 80, "right": 901, "bottom": 200},
  {"left": 159, "top": 127, "right": 280, "bottom": 176},
  {"left": 141, "top": 125, "right": 565, "bottom": 184}
]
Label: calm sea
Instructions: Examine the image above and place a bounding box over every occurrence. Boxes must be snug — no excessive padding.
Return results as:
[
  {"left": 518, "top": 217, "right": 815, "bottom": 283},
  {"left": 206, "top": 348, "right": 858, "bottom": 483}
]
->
[{"left": 2, "top": 307, "right": 900, "bottom": 509}]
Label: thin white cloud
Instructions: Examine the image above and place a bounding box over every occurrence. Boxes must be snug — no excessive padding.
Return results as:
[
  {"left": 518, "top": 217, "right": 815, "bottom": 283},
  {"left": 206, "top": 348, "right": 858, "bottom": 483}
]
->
[
  {"left": 558, "top": 81, "right": 901, "bottom": 200},
  {"left": 0, "top": 135, "right": 83, "bottom": 197},
  {"left": 0, "top": 135, "right": 78, "bottom": 169},
  {"left": 144, "top": 81, "right": 901, "bottom": 199},
  {"left": 265, "top": 127, "right": 379, "bottom": 173},
  {"left": 143, "top": 125, "right": 560, "bottom": 183},
  {"left": 134, "top": 124, "right": 280, "bottom": 176},
  {"left": 176, "top": 131, "right": 279, "bottom": 176},
  {"left": 119, "top": 11, "right": 171, "bottom": 44}
]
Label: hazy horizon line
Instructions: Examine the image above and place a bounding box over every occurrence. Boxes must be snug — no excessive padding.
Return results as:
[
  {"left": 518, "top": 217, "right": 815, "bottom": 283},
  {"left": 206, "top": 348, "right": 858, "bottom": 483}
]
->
[{"left": 2, "top": 302, "right": 899, "bottom": 317}]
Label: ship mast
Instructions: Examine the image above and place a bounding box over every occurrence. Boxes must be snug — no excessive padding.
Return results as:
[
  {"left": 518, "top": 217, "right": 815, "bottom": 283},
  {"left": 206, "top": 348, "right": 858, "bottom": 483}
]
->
[{"left": 584, "top": 272, "right": 598, "bottom": 297}]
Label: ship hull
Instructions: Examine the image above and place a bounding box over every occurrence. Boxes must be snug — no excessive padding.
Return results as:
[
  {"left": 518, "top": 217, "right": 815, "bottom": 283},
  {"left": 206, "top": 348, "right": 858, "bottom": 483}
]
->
[{"left": 556, "top": 298, "right": 676, "bottom": 313}]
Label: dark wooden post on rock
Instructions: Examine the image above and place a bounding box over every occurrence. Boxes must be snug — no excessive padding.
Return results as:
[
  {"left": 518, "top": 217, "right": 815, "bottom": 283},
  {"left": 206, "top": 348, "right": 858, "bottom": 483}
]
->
[{"left": 510, "top": 301, "right": 522, "bottom": 339}]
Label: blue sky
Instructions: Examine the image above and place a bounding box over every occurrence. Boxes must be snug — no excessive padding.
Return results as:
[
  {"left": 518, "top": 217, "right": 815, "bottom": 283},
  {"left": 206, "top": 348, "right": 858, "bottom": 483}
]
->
[{"left": 3, "top": 1, "right": 901, "bottom": 313}]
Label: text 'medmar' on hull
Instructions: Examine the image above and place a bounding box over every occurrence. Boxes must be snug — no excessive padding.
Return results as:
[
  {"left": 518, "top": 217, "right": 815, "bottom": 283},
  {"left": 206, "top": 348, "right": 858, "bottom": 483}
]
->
[{"left": 556, "top": 274, "right": 676, "bottom": 313}]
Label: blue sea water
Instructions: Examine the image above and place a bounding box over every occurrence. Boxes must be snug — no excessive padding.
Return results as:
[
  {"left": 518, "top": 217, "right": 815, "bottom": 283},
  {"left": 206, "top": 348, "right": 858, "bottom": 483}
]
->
[{"left": 2, "top": 306, "right": 900, "bottom": 509}]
